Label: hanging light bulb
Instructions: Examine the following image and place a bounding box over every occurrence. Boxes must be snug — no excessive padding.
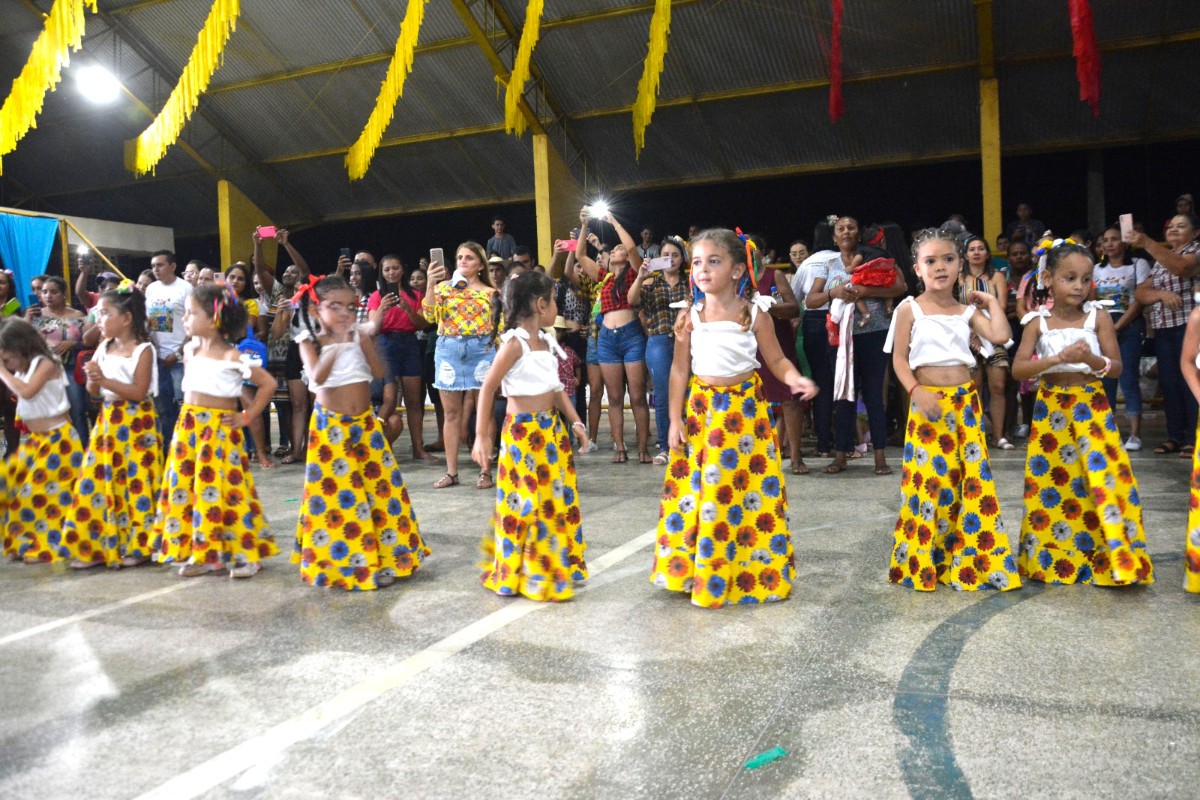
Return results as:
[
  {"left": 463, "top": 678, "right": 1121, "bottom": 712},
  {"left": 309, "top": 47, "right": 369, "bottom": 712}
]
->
[{"left": 74, "top": 65, "right": 121, "bottom": 104}]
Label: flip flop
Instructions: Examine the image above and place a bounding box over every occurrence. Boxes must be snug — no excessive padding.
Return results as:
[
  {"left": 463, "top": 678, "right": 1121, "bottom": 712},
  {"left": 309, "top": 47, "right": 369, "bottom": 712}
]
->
[
  {"left": 792, "top": 459, "right": 810, "bottom": 475},
  {"left": 1154, "top": 441, "right": 1181, "bottom": 454},
  {"left": 823, "top": 462, "right": 846, "bottom": 474}
]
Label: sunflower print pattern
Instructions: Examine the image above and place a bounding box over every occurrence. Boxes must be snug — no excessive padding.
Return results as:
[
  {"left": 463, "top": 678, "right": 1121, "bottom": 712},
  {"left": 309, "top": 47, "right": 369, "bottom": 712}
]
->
[
  {"left": 650, "top": 375, "right": 794, "bottom": 608},
  {"left": 293, "top": 404, "right": 426, "bottom": 590},
  {"left": 1018, "top": 382, "right": 1153, "bottom": 586},
  {"left": 889, "top": 383, "right": 1021, "bottom": 591},
  {"left": 481, "top": 411, "right": 587, "bottom": 601},
  {"left": 62, "top": 400, "right": 163, "bottom": 567},
  {"left": 1186, "top": 421, "right": 1200, "bottom": 593},
  {"left": 153, "top": 404, "right": 276, "bottom": 570},
  {"left": 2, "top": 424, "right": 82, "bottom": 563}
]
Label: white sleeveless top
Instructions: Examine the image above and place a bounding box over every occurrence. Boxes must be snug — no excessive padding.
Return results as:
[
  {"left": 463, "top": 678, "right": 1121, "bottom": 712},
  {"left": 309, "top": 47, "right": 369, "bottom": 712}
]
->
[
  {"left": 180, "top": 340, "right": 253, "bottom": 398},
  {"left": 15, "top": 355, "right": 70, "bottom": 421},
  {"left": 95, "top": 340, "right": 159, "bottom": 401},
  {"left": 294, "top": 329, "right": 373, "bottom": 391},
  {"left": 1022, "top": 303, "right": 1104, "bottom": 375},
  {"left": 500, "top": 328, "right": 564, "bottom": 397},
  {"left": 685, "top": 296, "right": 771, "bottom": 378},
  {"left": 883, "top": 297, "right": 976, "bottom": 368}
]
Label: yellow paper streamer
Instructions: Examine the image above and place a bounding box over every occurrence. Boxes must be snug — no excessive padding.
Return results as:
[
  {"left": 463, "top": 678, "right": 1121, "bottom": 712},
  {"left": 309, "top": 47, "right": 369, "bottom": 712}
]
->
[
  {"left": 504, "top": 0, "right": 544, "bottom": 136},
  {"left": 346, "top": 0, "right": 430, "bottom": 181},
  {"left": 130, "top": 0, "right": 240, "bottom": 176},
  {"left": 0, "top": 0, "right": 97, "bottom": 176},
  {"left": 632, "top": 0, "right": 672, "bottom": 159}
]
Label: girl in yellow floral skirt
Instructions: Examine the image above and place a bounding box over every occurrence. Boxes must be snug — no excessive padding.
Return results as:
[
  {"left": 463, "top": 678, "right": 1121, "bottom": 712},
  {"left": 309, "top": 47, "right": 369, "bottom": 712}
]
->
[
  {"left": 0, "top": 318, "right": 84, "bottom": 563},
  {"left": 1175, "top": 303, "right": 1200, "bottom": 592},
  {"left": 153, "top": 282, "right": 278, "bottom": 578},
  {"left": 292, "top": 275, "right": 426, "bottom": 590},
  {"left": 885, "top": 228, "right": 1020, "bottom": 591},
  {"left": 64, "top": 285, "right": 163, "bottom": 568},
  {"left": 651, "top": 229, "right": 816, "bottom": 608},
  {"left": 1012, "top": 240, "right": 1153, "bottom": 586},
  {"left": 473, "top": 270, "right": 589, "bottom": 601}
]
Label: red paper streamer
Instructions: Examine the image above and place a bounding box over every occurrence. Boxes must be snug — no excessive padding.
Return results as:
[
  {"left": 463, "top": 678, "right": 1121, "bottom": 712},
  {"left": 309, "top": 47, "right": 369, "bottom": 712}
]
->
[
  {"left": 1069, "top": 0, "right": 1101, "bottom": 117},
  {"left": 828, "top": 0, "right": 844, "bottom": 122}
]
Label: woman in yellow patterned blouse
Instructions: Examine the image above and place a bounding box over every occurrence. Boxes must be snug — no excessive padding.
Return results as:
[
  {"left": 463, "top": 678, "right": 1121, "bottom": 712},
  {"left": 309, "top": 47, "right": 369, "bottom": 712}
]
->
[{"left": 423, "top": 241, "right": 498, "bottom": 489}]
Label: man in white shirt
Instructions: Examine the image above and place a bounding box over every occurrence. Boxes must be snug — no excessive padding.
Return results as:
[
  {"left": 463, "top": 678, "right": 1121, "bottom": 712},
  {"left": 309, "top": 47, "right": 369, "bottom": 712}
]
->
[{"left": 145, "top": 250, "right": 192, "bottom": 443}]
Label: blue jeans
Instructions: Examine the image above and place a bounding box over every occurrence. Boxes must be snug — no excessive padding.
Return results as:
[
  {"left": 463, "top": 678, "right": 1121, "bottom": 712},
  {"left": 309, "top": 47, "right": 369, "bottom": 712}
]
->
[
  {"left": 645, "top": 333, "right": 675, "bottom": 452},
  {"left": 832, "top": 330, "right": 889, "bottom": 454},
  {"left": 803, "top": 311, "right": 835, "bottom": 453},
  {"left": 66, "top": 379, "right": 89, "bottom": 446},
  {"left": 156, "top": 359, "right": 184, "bottom": 446},
  {"left": 1154, "top": 324, "right": 1197, "bottom": 446},
  {"left": 378, "top": 331, "right": 423, "bottom": 379},
  {"left": 1101, "top": 316, "right": 1144, "bottom": 419},
  {"left": 597, "top": 320, "right": 646, "bottom": 364}
]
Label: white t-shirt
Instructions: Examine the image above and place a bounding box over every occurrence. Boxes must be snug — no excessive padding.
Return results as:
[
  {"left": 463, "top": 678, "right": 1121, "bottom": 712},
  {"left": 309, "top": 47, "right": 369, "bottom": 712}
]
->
[
  {"left": 1093, "top": 257, "right": 1151, "bottom": 315},
  {"left": 145, "top": 278, "right": 192, "bottom": 358},
  {"left": 790, "top": 249, "right": 837, "bottom": 311}
]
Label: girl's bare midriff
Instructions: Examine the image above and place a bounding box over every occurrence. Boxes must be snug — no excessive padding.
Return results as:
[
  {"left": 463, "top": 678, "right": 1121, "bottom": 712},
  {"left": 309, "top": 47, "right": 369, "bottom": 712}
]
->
[
  {"left": 506, "top": 390, "right": 558, "bottom": 415},
  {"left": 603, "top": 307, "right": 636, "bottom": 329},
  {"left": 314, "top": 383, "right": 373, "bottom": 417},
  {"left": 695, "top": 370, "right": 755, "bottom": 387},
  {"left": 24, "top": 413, "right": 69, "bottom": 433},
  {"left": 185, "top": 391, "right": 240, "bottom": 410},
  {"left": 914, "top": 365, "right": 974, "bottom": 388}
]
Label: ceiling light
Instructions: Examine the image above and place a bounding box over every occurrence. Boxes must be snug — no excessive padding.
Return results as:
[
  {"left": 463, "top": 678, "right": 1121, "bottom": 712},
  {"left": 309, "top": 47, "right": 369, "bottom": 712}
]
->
[{"left": 74, "top": 65, "right": 121, "bottom": 104}]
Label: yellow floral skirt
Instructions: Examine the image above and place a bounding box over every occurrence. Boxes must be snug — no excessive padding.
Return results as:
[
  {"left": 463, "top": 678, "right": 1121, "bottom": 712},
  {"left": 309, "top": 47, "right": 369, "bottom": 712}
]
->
[
  {"left": 1018, "top": 382, "right": 1153, "bottom": 586},
  {"left": 649, "top": 375, "right": 794, "bottom": 608},
  {"left": 153, "top": 404, "right": 276, "bottom": 569},
  {"left": 62, "top": 400, "right": 162, "bottom": 567},
  {"left": 480, "top": 411, "right": 587, "bottom": 601},
  {"left": 889, "top": 383, "right": 1021, "bottom": 591},
  {"left": 2, "top": 423, "right": 82, "bottom": 562},
  {"left": 293, "top": 404, "right": 426, "bottom": 590},
  {"left": 1183, "top": 418, "right": 1200, "bottom": 593}
]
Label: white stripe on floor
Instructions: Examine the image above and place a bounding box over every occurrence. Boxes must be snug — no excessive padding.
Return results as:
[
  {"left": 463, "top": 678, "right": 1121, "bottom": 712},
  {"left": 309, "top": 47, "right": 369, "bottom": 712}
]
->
[
  {"left": 0, "top": 581, "right": 199, "bottom": 648},
  {"left": 132, "top": 529, "right": 659, "bottom": 800}
]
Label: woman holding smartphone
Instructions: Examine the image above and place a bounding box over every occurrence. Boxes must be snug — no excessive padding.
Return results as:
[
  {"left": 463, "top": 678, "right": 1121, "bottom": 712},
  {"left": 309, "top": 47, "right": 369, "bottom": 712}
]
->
[{"left": 370, "top": 254, "right": 435, "bottom": 462}]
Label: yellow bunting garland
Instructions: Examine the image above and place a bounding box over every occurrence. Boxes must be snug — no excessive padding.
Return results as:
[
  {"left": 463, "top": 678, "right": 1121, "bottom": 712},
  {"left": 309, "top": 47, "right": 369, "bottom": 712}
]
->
[
  {"left": 0, "top": 0, "right": 97, "bottom": 176},
  {"left": 631, "top": 0, "right": 671, "bottom": 159},
  {"left": 504, "top": 0, "right": 544, "bottom": 136},
  {"left": 346, "top": 0, "right": 429, "bottom": 181},
  {"left": 130, "top": 0, "right": 240, "bottom": 177}
]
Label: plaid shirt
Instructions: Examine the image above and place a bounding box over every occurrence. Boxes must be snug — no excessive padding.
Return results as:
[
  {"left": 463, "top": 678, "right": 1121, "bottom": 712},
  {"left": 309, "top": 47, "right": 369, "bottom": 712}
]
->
[
  {"left": 1147, "top": 241, "right": 1200, "bottom": 330},
  {"left": 636, "top": 274, "right": 688, "bottom": 336}
]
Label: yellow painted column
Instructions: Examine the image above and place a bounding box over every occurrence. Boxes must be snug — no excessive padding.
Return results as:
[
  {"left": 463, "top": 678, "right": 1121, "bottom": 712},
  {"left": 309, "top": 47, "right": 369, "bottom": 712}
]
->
[
  {"left": 533, "top": 134, "right": 585, "bottom": 269},
  {"left": 979, "top": 78, "right": 1002, "bottom": 248},
  {"left": 218, "top": 179, "right": 276, "bottom": 268}
]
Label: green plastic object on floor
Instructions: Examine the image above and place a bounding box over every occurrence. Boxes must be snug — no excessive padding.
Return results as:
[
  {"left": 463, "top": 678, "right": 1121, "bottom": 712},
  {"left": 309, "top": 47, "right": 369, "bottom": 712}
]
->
[{"left": 745, "top": 746, "right": 787, "bottom": 769}]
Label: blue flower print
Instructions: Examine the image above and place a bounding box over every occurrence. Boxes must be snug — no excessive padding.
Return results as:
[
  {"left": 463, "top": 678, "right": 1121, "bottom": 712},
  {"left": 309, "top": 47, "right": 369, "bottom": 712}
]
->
[
  {"left": 546, "top": 443, "right": 559, "bottom": 464},
  {"left": 738, "top": 595, "right": 760, "bottom": 605},
  {"left": 725, "top": 541, "right": 736, "bottom": 561},
  {"left": 1032, "top": 399, "right": 1048, "bottom": 420},
  {"left": 962, "top": 405, "right": 976, "bottom": 428},
  {"left": 1029, "top": 455, "right": 1050, "bottom": 476},
  {"left": 116, "top": 426, "right": 130, "bottom": 442},
  {"left": 979, "top": 460, "right": 992, "bottom": 481},
  {"left": 932, "top": 455, "right": 948, "bottom": 476},
  {"left": 962, "top": 513, "right": 981, "bottom": 533},
  {"left": 742, "top": 397, "right": 756, "bottom": 417},
  {"left": 47, "top": 454, "right": 61, "bottom": 470},
  {"left": 665, "top": 512, "right": 684, "bottom": 533},
  {"left": 338, "top": 489, "right": 357, "bottom": 509},
  {"left": 904, "top": 442, "right": 914, "bottom": 462},
  {"left": 727, "top": 505, "right": 744, "bottom": 525},
  {"left": 1074, "top": 532, "right": 1095, "bottom": 552},
  {"left": 1070, "top": 476, "right": 1089, "bottom": 498},
  {"left": 690, "top": 470, "right": 702, "bottom": 492},
  {"left": 316, "top": 413, "right": 328, "bottom": 431},
  {"left": 698, "top": 537, "right": 714, "bottom": 558},
  {"left": 308, "top": 495, "right": 326, "bottom": 515},
  {"left": 769, "top": 534, "right": 788, "bottom": 555},
  {"left": 388, "top": 498, "right": 402, "bottom": 516},
  {"left": 306, "top": 463, "right": 321, "bottom": 482},
  {"left": 1072, "top": 402, "right": 1092, "bottom": 422},
  {"left": 136, "top": 496, "right": 151, "bottom": 513},
  {"left": 761, "top": 476, "right": 781, "bottom": 497},
  {"left": 563, "top": 486, "right": 576, "bottom": 505},
  {"left": 908, "top": 495, "right": 920, "bottom": 514},
  {"left": 711, "top": 392, "right": 730, "bottom": 412},
  {"left": 329, "top": 541, "right": 350, "bottom": 560},
  {"left": 720, "top": 448, "right": 739, "bottom": 470},
  {"left": 1003, "top": 554, "right": 1016, "bottom": 572},
  {"left": 1039, "top": 487, "right": 1062, "bottom": 508},
  {"left": 1104, "top": 413, "right": 1117, "bottom": 432},
  {"left": 369, "top": 431, "right": 386, "bottom": 450},
  {"left": 1128, "top": 487, "right": 1140, "bottom": 507},
  {"left": 1086, "top": 450, "right": 1108, "bottom": 472},
  {"left": 939, "top": 488, "right": 955, "bottom": 507},
  {"left": 708, "top": 574, "right": 728, "bottom": 598},
  {"left": 78, "top": 478, "right": 95, "bottom": 495},
  {"left": 1076, "top": 564, "right": 1093, "bottom": 582},
  {"left": 1037, "top": 549, "right": 1053, "bottom": 569},
  {"left": 348, "top": 424, "right": 364, "bottom": 442}
]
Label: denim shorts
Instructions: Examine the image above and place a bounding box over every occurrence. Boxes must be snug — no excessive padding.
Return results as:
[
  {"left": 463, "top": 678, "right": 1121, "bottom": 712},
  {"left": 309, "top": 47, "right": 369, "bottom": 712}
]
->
[
  {"left": 379, "top": 331, "right": 424, "bottom": 379},
  {"left": 433, "top": 335, "right": 495, "bottom": 391},
  {"left": 586, "top": 333, "right": 599, "bottom": 366},
  {"left": 597, "top": 320, "right": 646, "bottom": 364}
]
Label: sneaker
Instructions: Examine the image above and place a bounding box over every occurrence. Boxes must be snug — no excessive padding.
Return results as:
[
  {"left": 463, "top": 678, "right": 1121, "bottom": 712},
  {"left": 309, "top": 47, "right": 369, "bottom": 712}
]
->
[
  {"left": 1124, "top": 435, "right": 1142, "bottom": 451},
  {"left": 996, "top": 438, "right": 1015, "bottom": 450},
  {"left": 652, "top": 449, "right": 669, "bottom": 465},
  {"left": 229, "top": 562, "right": 260, "bottom": 579},
  {"left": 179, "top": 562, "right": 213, "bottom": 578},
  {"left": 581, "top": 441, "right": 597, "bottom": 454},
  {"left": 1014, "top": 424, "right": 1030, "bottom": 439}
]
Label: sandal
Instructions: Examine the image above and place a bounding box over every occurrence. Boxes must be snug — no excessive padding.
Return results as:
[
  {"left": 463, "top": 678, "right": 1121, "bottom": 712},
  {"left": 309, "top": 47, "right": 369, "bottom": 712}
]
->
[
  {"left": 638, "top": 450, "right": 653, "bottom": 464},
  {"left": 273, "top": 445, "right": 291, "bottom": 457},
  {"left": 476, "top": 470, "right": 494, "bottom": 490},
  {"left": 874, "top": 465, "right": 893, "bottom": 476},
  {"left": 823, "top": 461, "right": 846, "bottom": 475},
  {"left": 792, "top": 459, "right": 810, "bottom": 475},
  {"left": 280, "top": 454, "right": 300, "bottom": 465},
  {"left": 1182, "top": 444, "right": 1196, "bottom": 458},
  {"left": 1153, "top": 441, "right": 1181, "bottom": 454},
  {"left": 612, "top": 449, "right": 628, "bottom": 464},
  {"left": 433, "top": 472, "right": 460, "bottom": 489}
]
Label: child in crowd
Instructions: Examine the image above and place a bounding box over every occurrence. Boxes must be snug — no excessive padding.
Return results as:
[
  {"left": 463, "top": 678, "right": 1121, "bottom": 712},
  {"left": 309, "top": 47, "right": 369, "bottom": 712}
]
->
[
  {"left": 885, "top": 228, "right": 1020, "bottom": 591},
  {"left": 0, "top": 319, "right": 84, "bottom": 563},
  {"left": 1012, "top": 241, "right": 1153, "bottom": 586},
  {"left": 153, "top": 283, "right": 278, "bottom": 578},
  {"left": 473, "top": 271, "right": 589, "bottom": 601},
  {"left": 1180, "top": 302, "right": 1200, "bottom": 593},
  {"left": 292, "top": 275, "right": 426, "bottom": 590},
  {"left": 64, "top": 284, "right": 163, "bottom": 568},
  {"left": 650, "top": 228, "right": 816, "bottom": 608}
]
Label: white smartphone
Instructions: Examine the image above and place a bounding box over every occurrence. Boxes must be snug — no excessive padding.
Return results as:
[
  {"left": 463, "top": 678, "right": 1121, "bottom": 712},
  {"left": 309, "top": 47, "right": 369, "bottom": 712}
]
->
[
  {"left": 1119, "top": 213, "right": 1133, "bottom": 239},
  {"left": 429, "top": 247, "right": 445, "bottom": 267},
  {"left": 645, "top": 255, "right": 673, "bottom": 272}
]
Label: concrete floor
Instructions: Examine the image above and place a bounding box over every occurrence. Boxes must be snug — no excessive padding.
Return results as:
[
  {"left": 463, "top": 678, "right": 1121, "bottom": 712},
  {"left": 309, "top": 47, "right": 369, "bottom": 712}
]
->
[{"left": 1, "top": 411, "right": 1198, "bottom": 799}]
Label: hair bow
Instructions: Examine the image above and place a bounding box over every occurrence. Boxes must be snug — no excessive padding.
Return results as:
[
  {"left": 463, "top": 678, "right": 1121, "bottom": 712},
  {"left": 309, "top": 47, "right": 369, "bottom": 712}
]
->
[
  {"left": 290, "top": 275, "right": 323, "bottom": 307},
  {"left": 116, "top": 278, "right": 135, "bottom": 294}
]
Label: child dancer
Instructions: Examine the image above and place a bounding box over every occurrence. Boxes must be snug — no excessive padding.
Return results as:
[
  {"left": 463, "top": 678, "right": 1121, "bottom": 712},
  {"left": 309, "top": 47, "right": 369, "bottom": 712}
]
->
[
  {"left": 153, "top": 283, "right": 278, "bottom": 578},
  {"left": 64, "top": 284, "right": 163, "bottom": 568},
  {"left": 0, "top": 319, "right": 84, "bottom": 563},
  {"left": 473, "top": 271, "right": 589, "bottom": 601},
  {"left": 885, "top": 228, "right": 1021, "bottom": 591},
  {"left": 1181, "top": 303, "right": 1200, "bottom": 592},
  {"left": 650, "top": 228, "right": 816, "bottom": 608},
  {"left": 292, "top": 275, "right": 426, "bottom": 590},
  {"left": 1011, "top": 241, "right": 1153, "bottom": 586}
]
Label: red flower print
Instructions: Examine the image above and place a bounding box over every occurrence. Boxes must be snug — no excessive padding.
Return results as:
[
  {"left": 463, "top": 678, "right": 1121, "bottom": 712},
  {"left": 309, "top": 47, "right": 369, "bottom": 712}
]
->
[
  {"left": 537, "top": 464, "right": 551, "bottom": 485},
  {"left": 735, "top": 571, "right": 757, "bottom": 592},
  {"left": 754, "top": 418, "right": 771, "bottom": 439},
  {"left": 973, "top": 554, "right": 990, "bottom": 573},
  {"left": 687, "top": 418, "right": 702, "bottom": 436},
  {"left": 759, "top": 568, "right": 781, "bottom": 591},
  {"left": 522, "top": 475, "right": 538, "bottom": 494},
  {"left": 668, "top": 556, "right": 690, "bottom": 577},
  {"left": 716, "top": 486, "right": 734, "bottom": 504},
  {"left": 939, "top": 434, "right": 955, "bottom": 454},
  {"left": 502, "top": 515, "right": 519, "bottom": 534},
  {"left": 662, "top": 481, "right": 679, "bottom": 501},
  {"left": 222, "top": 510, "right": 238, "bottom": 526},
  {"left": 690, "top": 395, "right": 706, "bottom": 414},
  {"left": 977, "top": 530, "right": 995, "bottom": 551},
  {"left": 671, "top": 460, "right": 690, "bottom": 480},
  {"left": 712, "top": 522, "right": 731, "bottom": 541},
  {"left": 1114, "top": 549, "right": 1135, "bottom": 572},
  {"left": 1062, "top": 498, "right": 1082, "bottom": 519},
  {"left": 917, "top": 423, "right": 936, "bottom": 444},
  {"left": 917, "top": 524, "right": 932, "bottom": 545},
  {"left": 736, "top": 527, "right": 757, "bottom": 548},
  {"left": 1039, "top": 433, "right": 1058, "bottom": 453},
  {"left": 1054, "top": 559, "right": 1076, "bottom": 579},
  {"left": 908, "top": 555, "right": 920, "bottom": 574},
  {"left": 1117, "top": 463, "right": 1132, "bottom": 484},
  {"left": 1136, "top": 556, "right": 1151, "bottom": 581},
  {"left": 206, "top": 507, "right": 222, "bottom": 523},
  {"left": 542, "top": 499, "right": 556, "bottom": 518},
  {"left": 749, "top": 454, "right": 768, "bottom": 475},
  {"left": 1050, "top": 466, "right": 1070, "bottom": 486},
  {"left": 732, "top": 470, "right": 750, "bottom": 491},
  {"left": 528, "top": 431, "right": 545, "bottom": 451},
  {"left": 979, "top": 495, "right": 998, "bottom": 517},
  {"left": 566, "top": 506, "right": 581, "bottom": 524},
  {"left": 961, "top": 477, "right": 982, "bottom": 500},
  {"left": 1082, "top": 511, "right": 1100, "bottom": 530},
  {"left": 919, "top": 566, "right": 937, "bottom": 589},
  {"left": 1029, "top": 509, "right": 1050, "bottom": 530},
  {"left": 889, "top": 566, "right": 904, "bottom": 583},
  {"left": 902, "top": 518, "right": 917, "bottom": 539},
  {"left": 756, "top": 513, "right": 775, "bottom": 533},
  {"left": 708, "top": 429, "right": 726, "bottom": 448},
  {"left": 723, "top": 414, "right": 743, "bottom": 434},
  {"left": 1091, "top": 486, "right": 1108, "bottom": 506},
  {"left": 913, "top": 472, "right": 925, "bottom": 492},
  {"left": 925, "top": 476, "right": 941, "bottom": 495},
  {"left": 511, "top": 422, "right": 527, "bottom": 440},
  {"left": 683, "top": 527, "right": 697, "bottom": 548},
  {"left": 958, "top": 565, "right": 977, "bottom": 586}
]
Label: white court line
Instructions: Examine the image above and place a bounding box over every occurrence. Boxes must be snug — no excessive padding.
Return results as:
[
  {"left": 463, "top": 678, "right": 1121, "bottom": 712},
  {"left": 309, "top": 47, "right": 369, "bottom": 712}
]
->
[
  {"left": 0, "top": 581, "right": 199, "bottom": 648},
  {"left": 132, "top": 529, "right": 659, "bottom": 800}
]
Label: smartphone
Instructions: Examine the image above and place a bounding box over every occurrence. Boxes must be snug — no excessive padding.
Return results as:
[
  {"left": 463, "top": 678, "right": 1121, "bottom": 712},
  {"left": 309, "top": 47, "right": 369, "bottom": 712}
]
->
[
  {"left": 339, "top": 247, "right": 352, "bottom": 261},
  {"left": 1119, "top": 213, "right": 1134, "bottom": 239},
  {"left": 645, "top": 255, "right": 672, "bottom": 272},
  {"left": 556, "top": 238, "right": 578, "bottom": 251},
  {"left": 27, "top": 294, "right": 39, "bottom": 308},
  {"left": 429, "top": 247, "right": 445, "bottom": 267},
  {"left": 256, "top": 225, "right": 276, "bottom": 239}
]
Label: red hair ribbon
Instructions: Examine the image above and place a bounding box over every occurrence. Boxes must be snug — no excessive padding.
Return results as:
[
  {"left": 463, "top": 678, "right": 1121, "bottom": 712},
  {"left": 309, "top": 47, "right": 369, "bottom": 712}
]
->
[{"left": 290, "top": 275, "right": 324, "bottom": 307}]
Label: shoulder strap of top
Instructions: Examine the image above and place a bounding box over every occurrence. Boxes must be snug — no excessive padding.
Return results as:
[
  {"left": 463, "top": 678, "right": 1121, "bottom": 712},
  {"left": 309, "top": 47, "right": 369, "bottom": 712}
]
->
[
  {"left": 882, "top": 297, "right": 914, "bottom": 354},
  {"left": 131, "top": 341, "right": 155, "bottom": 361},
  {"left": 499, "top": 327, "right": 531, "bottom": 353},
  {"left": 1019, "top": 309, "right": 1048, "bottom": 327},
  {"left": 690, "top": 303, "right": 703, "bottom": 326},
  {"left": 537, "top": 330, "right": 567, "bottom": 360},
  {"left": 960, "top": 304, "right": 977, "bottom": 320},
  {"left": 1084, "top": 305, "right": 1098, "bottom": 330}
]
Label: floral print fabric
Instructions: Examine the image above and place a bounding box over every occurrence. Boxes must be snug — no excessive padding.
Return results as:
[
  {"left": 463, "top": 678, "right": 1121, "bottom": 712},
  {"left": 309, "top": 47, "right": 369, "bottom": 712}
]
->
[
  {"left": 1186, "top": 421, "right": 1200, "bottom": 593},
  {"left": 1018, "top": 382, "right": 1153, "bottom": 586},
  {"left": 889, "top": 383, "right": 1021, "bottom": 591},
  {"left": 2, "top": 424, "right": 82, "bottom": 562}
]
